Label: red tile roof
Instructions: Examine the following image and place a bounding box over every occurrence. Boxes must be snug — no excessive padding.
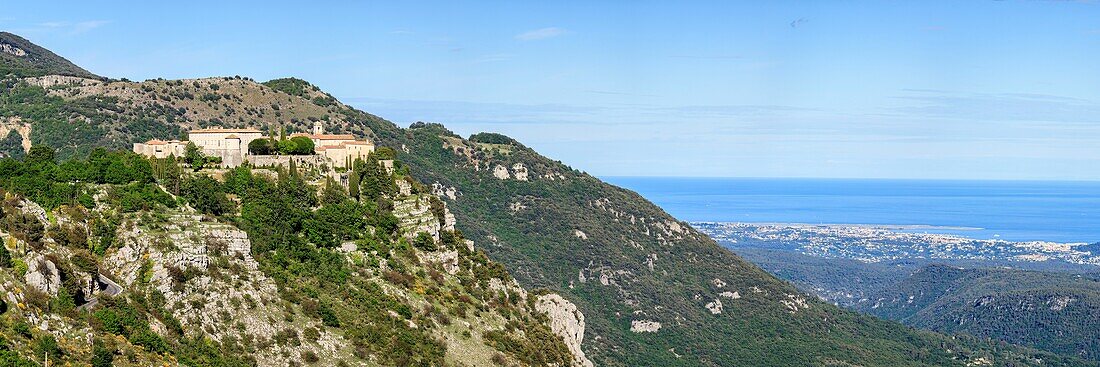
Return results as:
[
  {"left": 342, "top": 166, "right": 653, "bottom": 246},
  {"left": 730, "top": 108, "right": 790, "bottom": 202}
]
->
[
  {"left": 191, "top": 128, "right": 262, "bottom": 134},
  {"left": 290, "top": 133, "right": 356, "bottom": 140}
]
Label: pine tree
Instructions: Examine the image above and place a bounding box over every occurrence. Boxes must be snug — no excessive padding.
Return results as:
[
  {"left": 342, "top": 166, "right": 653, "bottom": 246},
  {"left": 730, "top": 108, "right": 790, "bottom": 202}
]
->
[
  {"left": 320, "top": 177, "right": 348, "bottom": 205},
  {"left": 0, "top": 241, "right": 10, "bottom": 268}
]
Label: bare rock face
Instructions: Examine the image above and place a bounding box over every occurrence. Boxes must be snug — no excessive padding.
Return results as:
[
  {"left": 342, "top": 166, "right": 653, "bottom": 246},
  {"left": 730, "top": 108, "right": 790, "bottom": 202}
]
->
[
  {"left": 536, "top": 294, "right": 594, "bottom": 367},
  {"left": 431, "top": 182, "right": 459, "bottom": 201},
  {"left": 104, "top": 213, "right": 350, "bottom": 366},
  {"left": 418, "top": 249, "right": 460, "bottom": 274},
  {"left": 511, "top": 163, "right": 529, "bottom": 181},
  {"left": 393, "top": 195, "right": 442, "bottom": 241},
  {"left": 24, "top": 255, "right": 60, "bottom": 295},
  {"left": 492, "top": 164, "right": 510, "bottom": 180},
  {"left": 0, "top": 117, "right": 31, "bottom": 153},
  {"left": 706, "top": 298, "right": 723, "bottom": 314},
  {"left": 630, "top": 319, "right": 661, "bottom": 333},
  {"left": 15, "top": 199, "right": 48, "bottom": 224},
  {"left": 396, "top": 179, "right": 413, "bottom": 196},
  {"left": 24, "top": 75, "right": 100, "bottom": 89},
  {"left": 0, "top": 42, "right": 27, "bottom": 56}
]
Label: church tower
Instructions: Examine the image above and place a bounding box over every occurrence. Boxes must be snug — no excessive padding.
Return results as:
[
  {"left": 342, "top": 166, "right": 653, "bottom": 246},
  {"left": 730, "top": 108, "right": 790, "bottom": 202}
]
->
[{"left": 312, "top": 121, "right": 324, "bottom": 135}]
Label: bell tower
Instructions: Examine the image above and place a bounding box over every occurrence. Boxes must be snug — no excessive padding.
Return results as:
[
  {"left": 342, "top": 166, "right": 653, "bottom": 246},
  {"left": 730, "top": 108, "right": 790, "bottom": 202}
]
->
[{"left": 312, "top": 121, "right": 324, "bottom": 135}]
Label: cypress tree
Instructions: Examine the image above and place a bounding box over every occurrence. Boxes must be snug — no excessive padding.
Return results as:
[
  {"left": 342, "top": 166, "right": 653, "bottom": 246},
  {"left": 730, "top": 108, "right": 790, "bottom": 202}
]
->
[
  {"left": 348, "top": 170, "right": 360, "bottom": 200},
  {"left": 164, "top": 155, "right": 182, "bottom": 195}
]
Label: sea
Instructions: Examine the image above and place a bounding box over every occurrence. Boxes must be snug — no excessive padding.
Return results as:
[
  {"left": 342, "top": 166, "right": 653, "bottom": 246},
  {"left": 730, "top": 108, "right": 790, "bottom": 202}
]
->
[{"left": 601, "top": 177, "right": 1100, "bottom": 244}]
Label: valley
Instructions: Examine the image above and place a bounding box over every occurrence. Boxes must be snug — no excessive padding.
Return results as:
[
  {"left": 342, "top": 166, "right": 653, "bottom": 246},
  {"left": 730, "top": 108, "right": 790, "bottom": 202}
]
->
[{"left": 699, "top": 222, "right": 1100, "bottom": 361}]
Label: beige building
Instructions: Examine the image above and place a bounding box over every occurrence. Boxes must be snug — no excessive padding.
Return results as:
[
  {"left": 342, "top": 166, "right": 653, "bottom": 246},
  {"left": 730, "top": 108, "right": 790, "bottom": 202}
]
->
[
  {"left": 188, "top": 128, "right": 264, "bottom": 167},
  {"left": 316, "top": 140, "right": 376, "bottom": 169},
  {"left": 133, "top": 122, "right": 374, "bottom": 169},
  {"left": 132, "top": 139, "right": 186, "bottom": 159}
]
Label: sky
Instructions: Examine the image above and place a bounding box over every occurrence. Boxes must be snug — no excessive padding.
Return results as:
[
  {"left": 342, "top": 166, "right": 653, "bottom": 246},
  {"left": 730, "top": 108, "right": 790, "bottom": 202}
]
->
[{"left": 4, "top": 1, "right": 1100, "bottom": 180}]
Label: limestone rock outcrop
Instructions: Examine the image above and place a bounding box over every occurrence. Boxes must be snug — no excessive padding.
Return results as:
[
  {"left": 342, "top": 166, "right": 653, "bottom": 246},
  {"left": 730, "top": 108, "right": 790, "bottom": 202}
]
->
[{"left": 536, "top": 294, "right": 594, "bottom": 367}]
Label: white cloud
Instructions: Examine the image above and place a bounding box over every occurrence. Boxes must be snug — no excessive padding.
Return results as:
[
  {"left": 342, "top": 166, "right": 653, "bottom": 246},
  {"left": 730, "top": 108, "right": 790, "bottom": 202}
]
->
[
  {"left": 515, "top": 27, "right": 567, "bottom": 41},
  {"left": 73, "top": 20, "right": 109, "bottom": 33},
  {"left": 34, "top": 20, "right": 110, "bottom": 34}
]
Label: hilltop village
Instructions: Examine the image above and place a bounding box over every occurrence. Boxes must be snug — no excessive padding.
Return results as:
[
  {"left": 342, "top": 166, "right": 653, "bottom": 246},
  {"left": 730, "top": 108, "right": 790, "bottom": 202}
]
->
[{"left": 133, "top": 121, "right": 376, "bottom": 170}]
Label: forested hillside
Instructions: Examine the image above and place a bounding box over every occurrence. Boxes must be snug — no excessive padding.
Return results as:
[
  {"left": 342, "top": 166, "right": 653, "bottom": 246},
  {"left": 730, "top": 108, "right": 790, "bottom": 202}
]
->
[
  {"left": 858, "top": 265, "right": 1100, "bottom": 361},
  {"left": 0, "top": 32, "right": 99, "bottom": 79}
]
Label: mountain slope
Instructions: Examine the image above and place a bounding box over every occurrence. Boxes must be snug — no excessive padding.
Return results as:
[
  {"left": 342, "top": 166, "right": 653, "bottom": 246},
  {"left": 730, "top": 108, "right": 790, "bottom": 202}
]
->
[
  {"left": 0, "top": 32, "right": 100, "bottom": 79},
  {"left": 858, "top": 265, "right": 1100, "bottom": 360},
  {"left": 0, "top": 34, "right": 1095, "bottom": 366},
  {"left": 0, "top": 146, "right": 585, "bottom": 366}
]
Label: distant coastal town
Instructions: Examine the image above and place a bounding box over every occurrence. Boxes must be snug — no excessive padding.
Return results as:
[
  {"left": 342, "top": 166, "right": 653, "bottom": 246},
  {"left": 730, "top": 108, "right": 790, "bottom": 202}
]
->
[{"left": 695, "top": 222, "right": 1100, "bottom": 266}]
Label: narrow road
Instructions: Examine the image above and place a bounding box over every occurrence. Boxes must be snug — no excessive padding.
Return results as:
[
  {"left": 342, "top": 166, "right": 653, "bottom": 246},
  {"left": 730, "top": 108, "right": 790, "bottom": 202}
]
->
[{"left": 77, "top": 274, "right": 123, "bottom": 310}]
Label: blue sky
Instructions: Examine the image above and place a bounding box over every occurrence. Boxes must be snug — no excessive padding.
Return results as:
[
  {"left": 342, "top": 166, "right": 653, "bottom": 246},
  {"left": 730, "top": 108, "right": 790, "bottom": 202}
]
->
[{"left": 4, "top": 1, "right": 1100, "bottom": 180}]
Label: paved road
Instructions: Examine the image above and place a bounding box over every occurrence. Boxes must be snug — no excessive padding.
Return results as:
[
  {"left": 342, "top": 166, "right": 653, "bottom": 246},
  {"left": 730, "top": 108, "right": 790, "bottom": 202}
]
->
[{"left": 77, "top": 274, "right": 123, "bottom": 310}]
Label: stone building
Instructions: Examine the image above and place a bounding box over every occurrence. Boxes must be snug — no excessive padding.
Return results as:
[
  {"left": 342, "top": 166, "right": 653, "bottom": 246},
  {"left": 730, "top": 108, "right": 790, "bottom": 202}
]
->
[
  {"left": 188, "top": 128, "right": 264, "bottom": 167},
  {"left": 132, "top": 139, "right": 186, "bottom": 159},
  {"left": 133, "top": 122, "right": 374, "bottom": 169},
  {"left": 315, "top": 140, "right": 375, "bottom": 169}
]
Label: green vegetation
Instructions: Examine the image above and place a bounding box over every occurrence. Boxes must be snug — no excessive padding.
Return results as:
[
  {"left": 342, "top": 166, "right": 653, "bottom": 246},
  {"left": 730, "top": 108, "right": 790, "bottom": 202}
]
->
[
  {"left": 0, "top": 32, "right": 101, "bottom": 79},
  {"left": 0, "top": 144, "right": 574, "bottom": 365},
  {"left": 262, "top": 77, "right": 315, "bottom": 97},
  {"left": 0, "top": 80, "right": 180, "bottom": 159},
  {"left": 0, "top": 130, "right": 23, "bottom": 159},
  {"left": 857, "top": 264, "right": 1100, "bottom": 361},
  {"left": 735, "top": 247, "right": 1100, "bottom": 361},
  {"left": 277, "top": 135, "right": 314, "bottom": 155},
  {"left": 469, "top": 132, "right": 521, "bottom": 146},
  {"left": 0, "top": 146, "right": 168, "bottom": 210},
  {"left": 247, "top": 137, "right": 276, "bottom": 155}
]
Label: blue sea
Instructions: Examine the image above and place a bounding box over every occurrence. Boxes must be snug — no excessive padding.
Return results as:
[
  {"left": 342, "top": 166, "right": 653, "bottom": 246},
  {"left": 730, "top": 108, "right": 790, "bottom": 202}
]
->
[{"left": 601, "top": 177, "right": 1100, "bottom": 244}]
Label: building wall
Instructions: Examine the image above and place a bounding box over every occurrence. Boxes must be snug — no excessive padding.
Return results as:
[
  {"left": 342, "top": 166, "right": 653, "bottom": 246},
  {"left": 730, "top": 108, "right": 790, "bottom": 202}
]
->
[
  {"left": 320, "top": 142, "right": 375, "bottom": 168},
  {"left": 346, "top": 143, "right": 375, "bottom": 161},
  {"left": 246, "top": 155, "right": 331, "bottom": 171},
  {"left": 190, "top": 131, "right": 262, "bottom": 151},
  {"left": 132, "top": 141, "right": 186, "bottom": 159},
  {"left": 189, "top": 130, "right": 263, "bottom": 167}
]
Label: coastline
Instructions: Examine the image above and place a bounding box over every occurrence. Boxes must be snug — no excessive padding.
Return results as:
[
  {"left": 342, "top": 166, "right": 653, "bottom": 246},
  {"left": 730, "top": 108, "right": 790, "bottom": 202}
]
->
[{"left": 693, "top": 221, "right": 1099, "bottom": 266}]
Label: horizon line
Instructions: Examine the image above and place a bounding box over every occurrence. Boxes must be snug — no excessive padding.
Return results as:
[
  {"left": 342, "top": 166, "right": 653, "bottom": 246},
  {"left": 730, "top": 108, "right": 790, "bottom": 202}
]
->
[{"left": 598, "top": 175, "right": 1100, "bottom": 183}]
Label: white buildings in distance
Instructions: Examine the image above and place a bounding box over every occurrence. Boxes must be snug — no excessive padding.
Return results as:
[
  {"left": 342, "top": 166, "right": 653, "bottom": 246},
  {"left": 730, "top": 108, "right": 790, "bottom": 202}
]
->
[{"left": 133, "top": 121, "right": 375, "bottom": 169}]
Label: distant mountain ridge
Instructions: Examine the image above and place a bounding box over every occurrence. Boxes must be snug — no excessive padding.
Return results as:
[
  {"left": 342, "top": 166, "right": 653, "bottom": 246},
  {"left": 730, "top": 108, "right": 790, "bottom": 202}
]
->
[
  {"left": 0, "top": 32, "right": 100, "bottom": 79},
  {"left": 0, "top": 32, "right": 1095, "bottom": 366}
]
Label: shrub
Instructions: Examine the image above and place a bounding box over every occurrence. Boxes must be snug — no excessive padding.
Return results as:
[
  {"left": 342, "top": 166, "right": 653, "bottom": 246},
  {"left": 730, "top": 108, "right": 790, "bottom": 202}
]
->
[
  {"left": 36, "top": 335, "right": 63, "bottom": 361},
  {"left": 302, "top": 350, "right": 319, "bottom": 363},
  {"left": 289, "top": 136, "right": 314, "bottom": 155},
  {"left": 413, "top": 232, "right": 437, "bottom": 251},
  {"left": 180, "top": 175, "right": 233, "bottom": 216},
  {"left": 248, "top": 138, "right": 275, "bottom": 155}
]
